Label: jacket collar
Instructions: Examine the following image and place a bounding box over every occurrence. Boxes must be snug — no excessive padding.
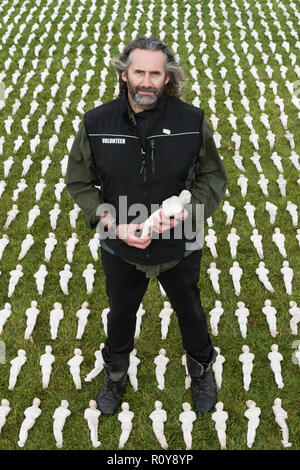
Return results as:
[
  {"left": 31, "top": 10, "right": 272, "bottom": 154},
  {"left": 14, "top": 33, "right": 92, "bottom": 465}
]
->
[{"left": 120, "top": 91, "right": 167, "bottom": 127}]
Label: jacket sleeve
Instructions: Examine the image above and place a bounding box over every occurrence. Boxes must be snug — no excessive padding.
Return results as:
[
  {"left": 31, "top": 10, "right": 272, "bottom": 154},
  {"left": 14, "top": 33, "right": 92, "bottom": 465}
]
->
[
  {"left": 190, "top": 118, "right": 227, "bottom": 229},
  {"left": 66, "top": 121, "right": 104, "bottom": 229}
]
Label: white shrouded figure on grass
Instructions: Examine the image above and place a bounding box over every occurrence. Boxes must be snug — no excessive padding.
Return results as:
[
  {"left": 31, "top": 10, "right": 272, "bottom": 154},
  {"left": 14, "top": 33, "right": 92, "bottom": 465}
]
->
[
  {"left": 212, "top": 347, "right": 225, "bottom": 390},
  {"left": 250, "top": 229, "right": 264, "bottom": 259},
  {"left": 244, "top": 202, "right": 256, "bottom": 227},
  {"left": 59, "top": 264, "right": 72, "bottom": 295},
  {"left": 286, "top": 200, "right": 298, "bottom": 226},
  {"left": 272, "top": 398, "right": 292, "bottom": 447},
  {"left": 83, "top": 264, "right": 96, "bottom": 294},
  {"left": 35, "top": 178, "right": 46, "bottom": 201},
  {"left": 24, "top": 300, "right": 40, "bottom": 340},
  {"left": 140, "top": 189, "right": 191, "bottom": 238},
  {"left": 212, "top": 402, "right": 228, "bottom": 450},
  {"left": 118, "top": 402, "right": 134, "bottom": 449},
  {"left": 27, "top": 205, "right": 40, "bottom": 229},
  {"left": 8, "top": 264, "right": 23, "bottom": 298},
  {"left": 235, "top": 301, "right": 250, "bottom": 338},
  {"left": 49, "top": 203, "right": 61, "bottom": 230},
  {"left": 128, "top": 349, "right": 140, "bottom": 392},
  {"left": 222, "top": 201, "right": 235, "bottom": 225},
  {"left": 44, "top": 232, "right": 57, "bottom": 261},
  {"left": 76, "top": 301, "right": 90, "bottom": 339},
  {"left": 182, "top": 354, "right": 191, "bottom": 389},
  {"left": 281, "top": 261, "right": 293, "bottom": 295},
  {"left": 277, "top": 174, "right": 287, "bottom": 197},
  {"left": 289, "top": 301, "right": 300, "bottom": 335},
  {"left": 8, "top": 349, "right": 27, "bottom": 391},
  {"left": 209, "top": 300, "right": 224, "bottom": 336},
  {"left": 158, "top": 281, "right": 166, "bottom": 297},
  {"left": 102, "top": 307, "right": 110, "bottom": 336},
  {"left": 207, "top": 262, "right": 221, "bottom": 294},
  {"left": 239, "top": 345, "right": 254, "bottom": 392},
  {"left": 227, "top": 228, "right": 240, "bottom": 258},
  {"left": 250, "top": 152, "right": 262, "bottom": 172},
  {"left": 244, "top": 400, "right": 261, "bottom": 448},
  {"left": 4, "top": 204, "right": 19, "bottom": 230},
  {"left": 67, "top": 348, "right": 84, "bottom": 390},
  {"left": 85, "top": 343, "right": 105, "bottom": 382},
  {"left": 205, "top": 228, "right": 218, "bottom": 258},
  {"left": 265, "top": 201, "right": 277, "bottom": 224},
  {"left": 256, "top": 262, "right": 274, "bottom": 293},
  {"left": 18, "top": 234, "right": 34, "bottom": 260},
  {"left": 65, "top": 233, "right": 79, "bottom": 263},
  {"left": 149, "top": 401, "right": 168, "bottom": 450},
  {"left": 229, "top": 261, "right": 243, "bottom": 296},
  {"left": 237, "top": 174, "right": 248, "bottom": 197},
  {"left": 135, "top": 303, "right": 146, "bottom": 339},
  {"left": 272, "top": 228, "right": 287, "bottom": 258},
  {"left": 0, "top": 234, "right": 9, "bottom": 261},
  {"left": 268, "top": 344, "right": 284, "bottom": 389},
  {"left": 52, "top": 400, "right": 71, "bottom": 448},
  {"left": 154, "top": 348, "right": 169, "bottom": 390},
  {"left": 88, "top": 233, "right": 100, "bottom": 261},
  {"left": 54, "top": 178, "right": 66, "bottom": 202},
  {"left": 0, "top": 399, "right": 10, "bottom": 434},
  {"left": 40, "top": 345, "right": 55, "bottom": 389},
  {"left": 262, "top": 299, "right": 278, "bottom": 337},
  {"left": 179, "top": 402, "right": 196, "bottom": 450},
  {"left": 50, "top": 302, "right": 64, "bottom": 340},
  {"left": 69, "top": 204, "right": 81, "bottom": 229},
  {"left": 84, "top": 400, "right": 101, "bottom": 448},
  {"left": 159, "top": 301, "right": 173, "bottom": 339},
  {"left": 12, "top": 178, "right": 27, "bottom": 201},
  {"left": 18, "top": 398, "right": 41, "bottom": 448},
  {"left": 34, "top": 264, "right": 48, "bottom": 296},
  {"left": 0, "top": 303, "right": 11, "bottom": 334},
  {"left": 258, "top": 173, "right": 269, "bottom": 196}
]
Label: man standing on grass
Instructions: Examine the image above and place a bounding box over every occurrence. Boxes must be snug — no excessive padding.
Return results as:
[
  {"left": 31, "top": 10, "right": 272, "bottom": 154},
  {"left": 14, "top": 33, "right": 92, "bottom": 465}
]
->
[{"left": 66, "top": 36, "right": 227, "bottom": 416}]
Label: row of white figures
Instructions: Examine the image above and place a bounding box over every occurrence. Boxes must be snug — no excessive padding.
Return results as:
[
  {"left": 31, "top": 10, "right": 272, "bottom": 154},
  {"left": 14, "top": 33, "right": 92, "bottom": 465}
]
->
[
  {"left": 1, "top": 397, "right": 291, "bottom": 449},
  {"left": 207, "top": 260, "right": 294, "bottom": 295},
  {"left": 236, "top": 172, "right": 295, "bottom": 199},
  {"left": 232, "top": 151, "right": 300, "bottom": 175}
]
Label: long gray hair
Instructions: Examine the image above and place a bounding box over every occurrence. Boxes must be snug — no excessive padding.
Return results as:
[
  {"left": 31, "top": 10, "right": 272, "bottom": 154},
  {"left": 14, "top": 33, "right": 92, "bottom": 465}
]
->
[{"left": 111, "top": 36, "right": 185, "bottom": 98}]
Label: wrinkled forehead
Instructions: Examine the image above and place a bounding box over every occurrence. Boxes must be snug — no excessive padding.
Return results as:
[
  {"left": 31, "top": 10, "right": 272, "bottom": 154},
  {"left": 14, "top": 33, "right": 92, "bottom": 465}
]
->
[{"left": 128, "top": 48, "right": 166, "bottom": 72}]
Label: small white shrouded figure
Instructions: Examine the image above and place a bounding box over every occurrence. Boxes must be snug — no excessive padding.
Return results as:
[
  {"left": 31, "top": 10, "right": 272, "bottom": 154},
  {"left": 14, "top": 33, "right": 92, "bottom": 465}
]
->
[
  {"left": 35, "top": 178, "right": 46, "bottom": 201},
  {"left": 0, "top": 399, "right": 10, "bottom": 434},
  {"left": 128, "top": 349, "right": 140, "bottom": 392},
  {"left": 265, "top": 201, "right": 278, "bottom": 224},
  {"left": 0, "top": 234, "right": 9, "bottom": 261},
  {"left": 102, "top": 307, "right": 110, "bottom": 336},
  {"left": 135, "top": 303, "right": 146, "bottom": 338},
  {"left": 250, "top": 229, "right": 264, "bottom": 259},
  {"left": 237, "top": 174, "right": 248, "bottom": 197},
  {"left": 209, "top": 300, "right": 224, "bottom": 336},
  {"left": 59, "top": 264, "right": 72, "bottom": 295},
  {"left": 76, "top": 301, "right": 90, "bottom": 339},
  {"left": 277, "top": 174, "right": 287, "bottom": 197},
  {"left": 34, "top": 264, "right": 48, "bottom": 296},
  {"left": 50, "top": 302, "right": 64, "bottom": 340},
  {"left": 244, "top": 202, "right": 256, "bottom": 227},
  {"left": 27, "top": 205, "right": 40, "bottom": 229},
  {"left": 83, "top": 264, "right": 96, "bottom": 294},
  {"left": 205, "top": 228, "right": 218, "bottom": 258},
  {"left": 235, "top": 301, "right": 250, "bottom": 338},
  {"left": 239, "top": 345, "right": 254, "bottom": 392},
  {"left": 24, "top": 300, "right": 40, "bottom": 340},
  {"left": 272, "top": 228, "right": 287, "bottom": 258},
  {"left": 67, "top": 348, "right": 84, "bottom": 389},
  {"left": 212, "top": 402, "right": 228, "bottom": 450},
  {"left": 18, "top": 234, "right": 34, "bottom": 260},
  {"left": 179, "top": 402, "right": 196, "bottom": 450},
  {"left": 222, "top": 201, "right": 235, "bottom": 225},
  {"left": 0, "top": 303, "right": 11, "bottom": 334},
  {"left": 286, "top": 201, "right": 298, "bottom": 226},
  {"left": 244, "top": 400, "right": 261, "bottom": 448},
  {"left": 84, "top": 400, "right": 101, "bottom": 448},
  {"left": 273, "top": 398, "right": 292, "bottom": 447},
  {"left": 4, "top": 204, "right": 19, "bottom": 230},
  {"left": 88, "top": 233, "right": 100, "bottom": 261},
  {"left": 262, "top": 299, "right": 278, "bottom": 337},
  {"left": 65, "top": 233, "right": 79, "bottom": 262},
  {"left": 182, "top": 354, "right": 191, "bottom": 389},
  {"left": 84, "top": 343, "right": 105, "bottom": 382},
  {"left": 12, "top": 178, "right": 27, "bottom": 201},
  {"left": 158, "top": 281, "right": 167, "bottom": 297},
  {"left": 154, "top": 348, "right": 169, "bottom": 390},
  {"left": 229, "top": 261, "right": 243, "bottom": 296},
  {"left": 212, "top": 347, "right": 225, "bottom": 390},
  {"left": 118, "top": 402, "right": 134, "bottom": 449},
  {"left": 18, "top": 398, "right": 41, "bottom": 447},
  {"left": 40, "top": 345, "right": 55, "bottom": 389},
  {"left": 227, "top": 228, "right": 240, "bottom": 258},
  {"left": 53, "top": 400, "right": 71, "bottom": 448},
  {"left": 289, "top": 301, "right": 300, "bottom": 335},
  {"left": 49, "top": 203, "right": 61, "bottom": 230},
  {"left": 256, "top": 262, "right": 274, "bottom": 293},
  {"left": 250, "top": 152, "right": 262, "bottom": 172},
  {"left": 258, "top": 174, "right": 269, "bottom": 196},
  {"left": 149, "top": 401, "right": 168, "bottom": 450},
  {"left": 141, "top": 190, "right": 191, "bottom": 238},
  {"left": 44, "top": 232, "right": 57, "bottom": 261},
  {"left": 8, "top": 349, "right": 27, "bottom": 391},
  {"left": 8, "top": 264, "right": 23, "bottom": 297},
  {"left": 54, "top": 178, "right": 66, "bottom": 202},
  {"left": 281, "top": 261, "right": 293, "bottom": 295},
  {"left": 207, "top": 262, "right": 221, "bottom": 294},
  {"left": 69, "top": 204, "right": 81, "bottom": 229},
  {"left": 159, "top": 301, "right": 173, "bottom": 339},
  {"left": 268, "top": 344, "right": 284, "bottom": 389}
]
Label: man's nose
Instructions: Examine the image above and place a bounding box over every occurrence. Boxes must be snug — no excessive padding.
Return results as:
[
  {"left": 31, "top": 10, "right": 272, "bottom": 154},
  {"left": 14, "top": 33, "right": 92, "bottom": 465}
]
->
[{"left": 141, "top": 74, "right": 152, "bottom": 88}]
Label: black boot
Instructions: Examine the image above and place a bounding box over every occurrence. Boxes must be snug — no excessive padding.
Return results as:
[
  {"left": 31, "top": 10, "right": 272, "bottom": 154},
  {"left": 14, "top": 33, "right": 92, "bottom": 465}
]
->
[
  {"left": 96, "top": 357, "right": 129, "bottom": 415},
  {"left": 186, "top": 350, "right": 218, "bottom": 416}
]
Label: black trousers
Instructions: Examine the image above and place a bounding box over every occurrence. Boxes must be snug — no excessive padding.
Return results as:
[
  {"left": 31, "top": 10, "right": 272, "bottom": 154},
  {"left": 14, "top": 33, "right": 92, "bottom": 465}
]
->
[{"left": 100, "top": 248, "right": 215, "bottom": 364}]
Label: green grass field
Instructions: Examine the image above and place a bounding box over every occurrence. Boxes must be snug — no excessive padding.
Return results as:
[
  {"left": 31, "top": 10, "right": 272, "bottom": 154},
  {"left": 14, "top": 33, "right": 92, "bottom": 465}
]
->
[{"left": 0, "top": 0, "right": 299, "bottom": 450}]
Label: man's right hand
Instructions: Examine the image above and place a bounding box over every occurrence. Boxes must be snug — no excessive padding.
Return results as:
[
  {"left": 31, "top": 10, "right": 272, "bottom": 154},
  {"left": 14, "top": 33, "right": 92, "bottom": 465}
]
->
[{"left": 116, "top": 223, "right": 151, "bottom": 249}]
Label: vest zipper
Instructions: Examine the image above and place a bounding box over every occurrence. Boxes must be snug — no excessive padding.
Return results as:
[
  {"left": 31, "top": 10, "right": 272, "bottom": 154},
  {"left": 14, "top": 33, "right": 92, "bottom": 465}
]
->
[{"left": 150, "top": 139, "right": 155, "bottom": 176}]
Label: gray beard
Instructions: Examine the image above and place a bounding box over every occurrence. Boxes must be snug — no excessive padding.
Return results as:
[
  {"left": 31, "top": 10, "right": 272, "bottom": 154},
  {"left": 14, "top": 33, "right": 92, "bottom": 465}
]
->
[{"left": 132, "top": 92, "right": 158, "bottom": 107}]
